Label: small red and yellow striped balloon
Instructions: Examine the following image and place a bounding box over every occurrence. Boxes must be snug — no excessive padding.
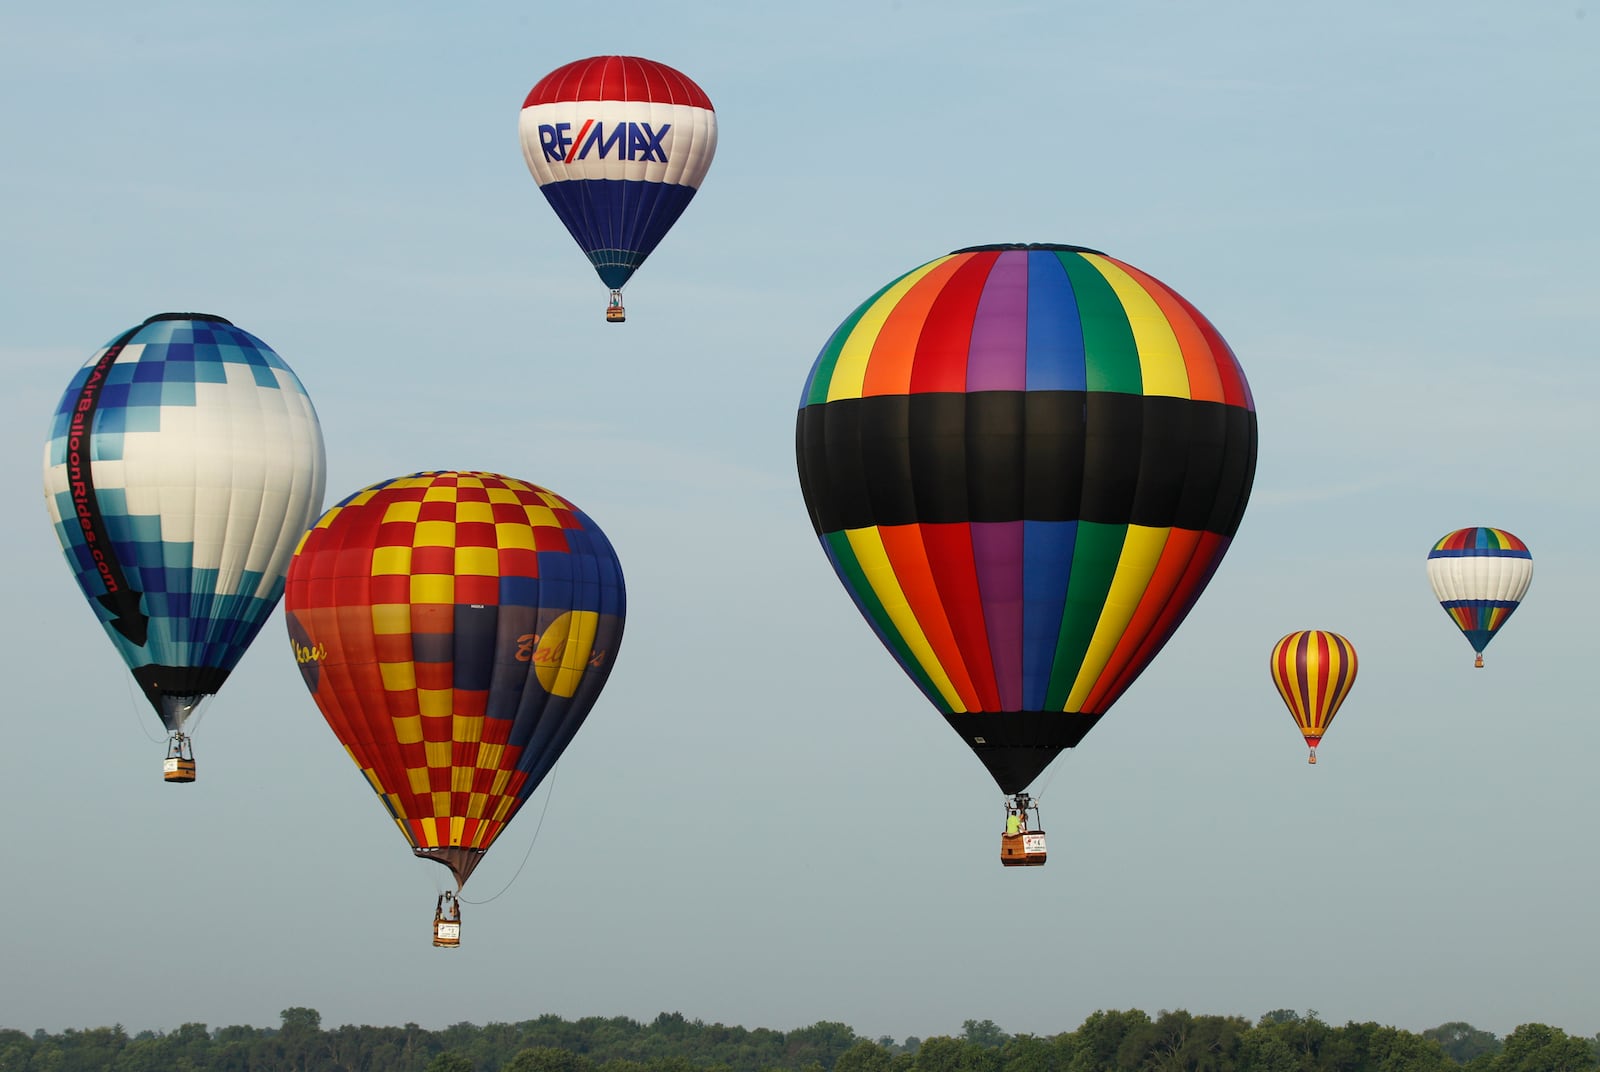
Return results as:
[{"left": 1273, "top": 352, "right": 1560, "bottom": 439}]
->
[{"left": 1269, "top": 630, "right": 1358, "bottom": 764}]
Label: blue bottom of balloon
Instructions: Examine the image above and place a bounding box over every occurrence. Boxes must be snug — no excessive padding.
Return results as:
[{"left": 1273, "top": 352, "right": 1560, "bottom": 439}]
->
[{"left": 538, "top": 178, "right": 700, "bottom": 290}]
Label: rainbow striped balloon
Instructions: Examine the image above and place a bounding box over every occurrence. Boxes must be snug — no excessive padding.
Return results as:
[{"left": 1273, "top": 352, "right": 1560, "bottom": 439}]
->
[
  {"left": 1426, "top": 526, "right": 1532, "bottom": 668},
  {"left": 796, "top": 243, "right": 1257, "bottom": 793},
  {"left": 1270, "top": 631, "right": 1358, "bottom": 764}
]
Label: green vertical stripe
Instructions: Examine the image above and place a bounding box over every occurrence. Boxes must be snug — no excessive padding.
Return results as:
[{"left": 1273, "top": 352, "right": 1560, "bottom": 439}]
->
[
  {"left": 822, "top": 529, "right": 950, "bottom": 713},
  {"left": 802, "top": 276, "right": 906, "bottom": 407},
  {"left": 1044, "top": 521, "right": 1128, "bottom": 710},
  {"left": 1057, "top": 252, "right": 1141, "bottom": 394}
]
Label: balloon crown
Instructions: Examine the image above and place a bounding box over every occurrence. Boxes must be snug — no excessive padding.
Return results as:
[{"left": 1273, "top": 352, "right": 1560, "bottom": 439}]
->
[
  {"left": 949, "top": 242, "right": 1108, "bottom": 256},
  {"left": 143, "top": 312, "right": 233, "bottom": 326}
]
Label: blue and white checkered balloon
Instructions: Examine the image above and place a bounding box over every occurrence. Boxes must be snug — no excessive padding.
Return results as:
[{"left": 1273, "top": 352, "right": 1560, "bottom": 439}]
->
[{"left": 43, "top": 313, "right": 327, "bottom": 736}]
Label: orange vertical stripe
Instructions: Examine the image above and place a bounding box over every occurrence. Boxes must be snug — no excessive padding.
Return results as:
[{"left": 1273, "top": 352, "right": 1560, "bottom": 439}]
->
[
  {"left": 860, "top": 257, "right": 970, "bottom": 398},
  {"left": 877, "top": 524, "right": 983, "bottom": 712}
]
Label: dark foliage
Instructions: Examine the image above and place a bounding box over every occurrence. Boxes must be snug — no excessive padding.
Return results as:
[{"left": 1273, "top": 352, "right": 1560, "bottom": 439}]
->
[{"left": 0, "top": 1008, "right": 1591, "bottom": 1072}]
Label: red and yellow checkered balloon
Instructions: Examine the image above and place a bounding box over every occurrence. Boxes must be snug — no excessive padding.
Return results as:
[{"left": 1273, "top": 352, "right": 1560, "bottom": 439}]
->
[{"left": 285, "top": 471, "right": 626, "bottom": 887}]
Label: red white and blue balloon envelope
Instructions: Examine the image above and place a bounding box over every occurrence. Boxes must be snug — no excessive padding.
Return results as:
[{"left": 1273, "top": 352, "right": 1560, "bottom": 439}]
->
[
  {"left": 42, "top": 313, "right": 327, "bottom": 736},
  {"left": 1426, "top": 526, "right": 1532, "bottom": 667},
  {"left": 519, "top": 55, "right": 716, "bottom": 295}
]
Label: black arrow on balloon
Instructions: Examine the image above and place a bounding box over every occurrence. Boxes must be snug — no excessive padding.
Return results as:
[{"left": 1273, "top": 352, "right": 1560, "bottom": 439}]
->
[{"left": 63, "top": 318, "right": 169, "bottom": 650}]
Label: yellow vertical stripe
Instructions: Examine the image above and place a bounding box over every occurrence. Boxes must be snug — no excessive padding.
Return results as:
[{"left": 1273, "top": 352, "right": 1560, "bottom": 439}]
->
[
  {"left": 1322, "top": 637, "right": 1358, "bottom": 722},
  {"left": 843, "top": 526, "right": 965, "bottom": 711},
  {"left": 826, "top": 258, "right": 954, "bottom": 403},
  {"left": 1066, "top": 526, "right": 1171, "bottom": 709},
  {"left": 1085, "top": 254, "right": 1191, "bottom": 399}
]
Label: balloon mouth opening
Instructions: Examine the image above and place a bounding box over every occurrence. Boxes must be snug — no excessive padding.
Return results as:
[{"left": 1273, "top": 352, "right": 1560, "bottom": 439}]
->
[
  {"left": 415, "top": 845, "right": 487, "bottom": 889},
  {"left": 949, "top": 242, "right": 1109, "bottom": 257},
  {"left": 144, "top": 312, "right": 233, "bottom": 326}
]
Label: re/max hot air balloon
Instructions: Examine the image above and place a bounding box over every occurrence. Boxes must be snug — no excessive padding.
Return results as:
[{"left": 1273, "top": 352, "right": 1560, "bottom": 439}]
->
[
  {"left": 284, "top": 471, "right": 625, "bottom": 946},
  {"left": 42, "top": 313, "right": 327, "bottom": 782},
  {"left": 1426, "top": 527, "right": 1532, "bottom": 668},
  {"left": 795, "top": 243, "right": 1257, "bottom": 866},
  {"left": 1269, "top": 630, "right": 1358, "bottom": 764},
  {"left": 518, "top": 55, "right": 717, "bottom": 323}
]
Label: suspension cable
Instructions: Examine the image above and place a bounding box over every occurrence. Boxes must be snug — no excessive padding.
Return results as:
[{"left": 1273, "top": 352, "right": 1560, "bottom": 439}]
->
[{"left": 457, "top": 762, "right": 560, "bottom": 905}]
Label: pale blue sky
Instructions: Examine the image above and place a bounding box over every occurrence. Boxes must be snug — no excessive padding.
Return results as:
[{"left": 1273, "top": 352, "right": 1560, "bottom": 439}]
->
[{"left": 2, "top": 0, "right": 1597, "bottom": 1044}]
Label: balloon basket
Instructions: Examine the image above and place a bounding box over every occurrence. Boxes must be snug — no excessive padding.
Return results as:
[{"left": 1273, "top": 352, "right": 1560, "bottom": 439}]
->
[
  {"left": 1474, "top": 654, "right": 1484, "bottom": 669},
  {"left": 433, "top": 918, "right": 461, "bottom": 948},
  {"left": 432, "top": 892, "right": 461, "bottom": 948},
  {"left": 606, "top": 291, "right": 626, "bottom": 323},
  {"left": 1000, "top": 831, "right": 1048, "bottom": 867},
  {"left": 163, "top": 735, "right": 196, "bottom": 783}
]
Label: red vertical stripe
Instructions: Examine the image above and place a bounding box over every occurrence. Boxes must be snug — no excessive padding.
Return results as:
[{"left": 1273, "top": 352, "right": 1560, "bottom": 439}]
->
[
  {"left": 876, "top": 524, "right": 982, "bottom": 712},
  {"left": 909, "top": 253, "right": 997, "bottom": 394},
  {"left": 917, "top": 522, "right": 1003, "bottom": 710}
]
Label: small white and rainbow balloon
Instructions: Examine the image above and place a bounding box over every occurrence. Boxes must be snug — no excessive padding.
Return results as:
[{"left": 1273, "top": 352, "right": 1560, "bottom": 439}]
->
[{"left": 1426, "top": 527, "right": 1532, "bottom": 668}]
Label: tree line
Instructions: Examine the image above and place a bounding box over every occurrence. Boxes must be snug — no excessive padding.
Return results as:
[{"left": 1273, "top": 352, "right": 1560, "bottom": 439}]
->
[{"left": 1, "top": 1006, "right": 1596, "bottom": 1072}]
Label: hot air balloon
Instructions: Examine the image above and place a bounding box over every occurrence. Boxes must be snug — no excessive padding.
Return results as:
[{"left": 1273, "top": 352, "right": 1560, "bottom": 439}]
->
[
  {"left": 1426, "top": 527, "right": 1531, "bottom": 668},
  {"left": 284, "top": 471, "right": 625, "bottom": 946},
  {"left": 42, "top": 313, "right": 327, "bottom": 782},
  {"left": 794, "top": 243, "right": 1257, "bottom": 865},
  {"left": 1269, "top": 630, "right": 1358, "bottom": 764},
  {"left": 518, "top": 55, "right": 717, "bottom": 323}
]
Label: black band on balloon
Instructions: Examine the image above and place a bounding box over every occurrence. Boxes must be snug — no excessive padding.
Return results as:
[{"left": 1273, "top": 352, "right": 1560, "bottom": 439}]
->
[{"left": 797, "top": 392, "right": 1256, "bottom": 536}]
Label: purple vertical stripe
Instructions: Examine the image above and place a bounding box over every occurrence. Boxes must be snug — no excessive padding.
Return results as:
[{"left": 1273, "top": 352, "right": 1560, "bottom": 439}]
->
[
  {"left": 966, "top": 252, "right": 1029, "bottom": 391},
  {"left": 971, "top": 521, "right": 1025, "bottom": 709}
]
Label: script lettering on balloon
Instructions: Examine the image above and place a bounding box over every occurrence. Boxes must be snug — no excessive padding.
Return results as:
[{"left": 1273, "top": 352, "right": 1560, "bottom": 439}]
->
[{"left": 514, "top": 632, "right": 602, "bottom": 667}]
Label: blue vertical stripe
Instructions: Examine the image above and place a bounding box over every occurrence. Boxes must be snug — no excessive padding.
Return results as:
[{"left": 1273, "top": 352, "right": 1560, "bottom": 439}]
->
[
  {"left": 1024, "top": 251, "right": 1086, "bottom": 391},
  {"left": 1021, "top": 519, "right": 1077, "bottom": 709}
]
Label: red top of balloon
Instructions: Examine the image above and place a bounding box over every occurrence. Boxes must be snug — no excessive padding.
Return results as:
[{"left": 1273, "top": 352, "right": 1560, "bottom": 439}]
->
[{"left": 523, "top": 55, "right": 714, "bottom": 110}]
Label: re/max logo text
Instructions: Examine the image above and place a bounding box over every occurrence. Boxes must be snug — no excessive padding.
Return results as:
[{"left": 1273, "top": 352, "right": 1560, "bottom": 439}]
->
[{"left": 537, "top": 121, "right": 671, "bottom": 163}]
